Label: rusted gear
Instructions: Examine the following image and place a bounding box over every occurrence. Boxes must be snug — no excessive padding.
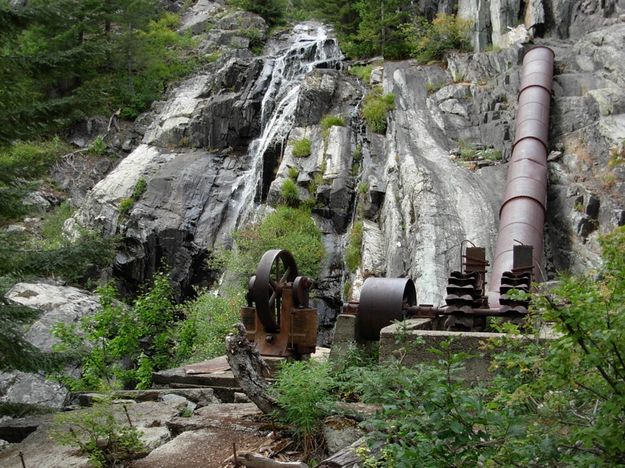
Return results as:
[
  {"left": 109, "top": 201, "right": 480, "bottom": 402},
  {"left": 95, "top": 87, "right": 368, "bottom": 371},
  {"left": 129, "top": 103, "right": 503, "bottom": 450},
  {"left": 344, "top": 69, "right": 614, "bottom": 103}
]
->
[
  {"left": 252, "top": 249, "right": 298, "bottom": 333},
  {"left": 358, "top": 277, "right": 417, "bottom": 340}
]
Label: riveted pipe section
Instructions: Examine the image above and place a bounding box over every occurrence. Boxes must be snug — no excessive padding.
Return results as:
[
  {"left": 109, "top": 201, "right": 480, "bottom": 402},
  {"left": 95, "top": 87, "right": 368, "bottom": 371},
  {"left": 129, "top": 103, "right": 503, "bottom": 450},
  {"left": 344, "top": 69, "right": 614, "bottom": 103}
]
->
[{"left": 489, "top": 46, "right": 554, "bottom": 307}]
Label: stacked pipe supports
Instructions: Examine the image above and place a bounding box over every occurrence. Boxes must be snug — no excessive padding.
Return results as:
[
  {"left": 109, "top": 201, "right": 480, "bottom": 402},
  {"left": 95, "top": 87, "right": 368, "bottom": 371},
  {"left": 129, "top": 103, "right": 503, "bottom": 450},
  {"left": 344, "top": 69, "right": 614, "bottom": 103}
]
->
[{"left": 488, "top": 46, "right": 555, "bottom": 308}]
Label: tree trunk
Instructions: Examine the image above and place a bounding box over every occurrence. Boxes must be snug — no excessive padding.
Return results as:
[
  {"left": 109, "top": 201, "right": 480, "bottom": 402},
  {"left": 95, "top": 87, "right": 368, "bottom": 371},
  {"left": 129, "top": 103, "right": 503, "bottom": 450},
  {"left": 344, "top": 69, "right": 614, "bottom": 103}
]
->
[{"left": 225, "top": 323, "right": 280, "bottom": 415}]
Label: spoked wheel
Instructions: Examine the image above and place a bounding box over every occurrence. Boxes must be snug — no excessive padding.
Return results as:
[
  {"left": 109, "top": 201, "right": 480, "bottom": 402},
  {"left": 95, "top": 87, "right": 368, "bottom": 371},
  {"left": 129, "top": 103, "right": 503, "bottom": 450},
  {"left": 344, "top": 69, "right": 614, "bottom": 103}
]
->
[{"left": 252, "top": 249, "right": 298, "bottom": 333}]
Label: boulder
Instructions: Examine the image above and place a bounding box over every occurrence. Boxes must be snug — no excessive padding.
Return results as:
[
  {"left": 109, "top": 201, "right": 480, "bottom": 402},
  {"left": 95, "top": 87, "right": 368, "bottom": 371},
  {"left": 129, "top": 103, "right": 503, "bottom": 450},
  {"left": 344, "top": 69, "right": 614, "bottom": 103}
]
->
[
  {"left": 0, "top": 371, "right": 68, "bottom": 410},
  {"left": 6, "top": 283, "right": 101, "bottom": 353}
]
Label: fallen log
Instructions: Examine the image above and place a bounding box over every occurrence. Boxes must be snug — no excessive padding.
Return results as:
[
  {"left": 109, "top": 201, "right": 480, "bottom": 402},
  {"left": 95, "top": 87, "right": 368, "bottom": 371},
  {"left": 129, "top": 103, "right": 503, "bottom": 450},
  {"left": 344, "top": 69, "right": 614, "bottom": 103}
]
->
[
  {"left": 316, "top": 437, "right": 367, "bottom": 468},
  {"left": 225, "top": 323, "right": 280, "bottom": 414},
  {"left": 228, "top": 451, "right": 308, "bottom": 468}
]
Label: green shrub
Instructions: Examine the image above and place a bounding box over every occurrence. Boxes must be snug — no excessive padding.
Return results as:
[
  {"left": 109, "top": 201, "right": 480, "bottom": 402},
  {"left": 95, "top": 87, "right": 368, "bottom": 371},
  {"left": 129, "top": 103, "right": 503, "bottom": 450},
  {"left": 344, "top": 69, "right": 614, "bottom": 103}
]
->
[
  {"left": 287, "top": 166, "right": 299, "bottom": 180},
  {"left": 0, "top": 138, "right": 71, "bottom": 221},
  {"left": 41, "top": 202, "right": 74, "bottom": 249},
  {"left": 272, "top": 360, "right": 334, "bottom": 453},
  {"left": 118, "top": 198, "right": 134, "bottom": 215},
  {"left": 221, "top": 206, "right": 325, "bottom": 283},
  {"left": 175, "top": 289, "right": 245, "bottom": 364},
  {"left": 118, "top": 178, "right": 147, "bottom": 215},
  {"left": 0, "top": 230, "right": 116, "bottom": 286},
  {"left": 349, "top": 65, "right": 373, "bottom": 83},
  {"left": 131, "top": 178, "right": 147, "bottom": 200},
  {"left": 280, "top": 178, "right": 300, "bottom": 207},
  {"left": 404, "top": 14, "right": 472, "bottom": 64},
  {"left": 345, "top": 221, "right": 363, "bottom": 272},
  {"left": 352, "top": 144, "right": 362, "bottom": 162},
  {"left": 291, "top": 138, "right": 312, "bottom": 158},
  {"left": 87, "top": 136, "right": 107, "bottom": 156},
  {"left": 53, "top": 274, "right": 176, "bottom": 390},
  {"left": 51, "top": 399, "right": 147, "bottom": 467},
  {"left": 320, "top": 114, "right": 346, "bottom": 132},
  {"left": 362, "top": 87, "right": 395, "bottom": 134}
]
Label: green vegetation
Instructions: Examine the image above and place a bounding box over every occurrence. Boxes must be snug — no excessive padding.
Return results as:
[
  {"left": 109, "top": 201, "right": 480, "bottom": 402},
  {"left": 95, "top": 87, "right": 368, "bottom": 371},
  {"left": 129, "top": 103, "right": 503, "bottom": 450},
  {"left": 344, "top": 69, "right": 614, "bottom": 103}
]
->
[
  {"left": 287, "top": 166, "right": 299, "bottom": 180},
  {"left": 404, "top": 14, "right": 472, "bottom": 63},
  {"left": 457, "top": 141, "right": 503, "bottom": 162},
  {"left": 41, "top": 202, "right": 74, "bottom": 249},
  {"left": 53, "top": 274, "right": 176, "bottom": 390},
  {"left": 349, "top": 64, "right": 373, "bottom": 83},
  {"left": 1, "top": 2, "right": 200, "bottom": 143},
  {"left": 320, "top": 114, "right": 346, "bottom": 133},
  {"left": 51, "top": 399, "right": 146, "bottom": 467},
  {"left": 280, "top": 178, "right": 300, "bottom": 207},
  {"left": 118, "top": 178, "right": 148, "bottom": 216},
  {"left": 362, "top": 87, "right": 395, "bottom": 134},
  {"left": 271, "top": 226, "right": 625, "bottom": 466},
  {"left": 291, "top": 137, "right": 312, "bottom": 158},
  {"left": 272, "top": 360, "right": 334, "bottom": 454},
  {"left": 345, "top": 221, "right": 363, "bottom": 271},
  {"left": 226, "top": 0, "right": 287, "bottom": 26},
  {"left": 0, "top": 138, "right": 71, "bottom": 221},
  {"left": 220, "top": 206, "right": 325, "bottom": 283},
  {"left": 87, "top": 136, "right": 107, "bottom": 156},
  {"left": 175, "top": 289, "right": 245, "bottom": 364}
]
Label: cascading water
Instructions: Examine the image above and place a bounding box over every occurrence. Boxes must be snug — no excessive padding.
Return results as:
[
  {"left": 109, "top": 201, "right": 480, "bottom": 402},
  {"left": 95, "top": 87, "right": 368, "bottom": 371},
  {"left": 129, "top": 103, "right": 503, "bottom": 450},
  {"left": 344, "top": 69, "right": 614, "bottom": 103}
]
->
[{"left": 230, "top": 22, "right": 344, "bottom": 227}]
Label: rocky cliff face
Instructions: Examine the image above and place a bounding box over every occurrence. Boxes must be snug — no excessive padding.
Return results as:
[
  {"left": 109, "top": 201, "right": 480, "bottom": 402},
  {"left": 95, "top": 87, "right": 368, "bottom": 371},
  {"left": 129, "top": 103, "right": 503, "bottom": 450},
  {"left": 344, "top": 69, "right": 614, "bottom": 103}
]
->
[{"left": 65, "top": 0, "right": 624, "bottom": 341}]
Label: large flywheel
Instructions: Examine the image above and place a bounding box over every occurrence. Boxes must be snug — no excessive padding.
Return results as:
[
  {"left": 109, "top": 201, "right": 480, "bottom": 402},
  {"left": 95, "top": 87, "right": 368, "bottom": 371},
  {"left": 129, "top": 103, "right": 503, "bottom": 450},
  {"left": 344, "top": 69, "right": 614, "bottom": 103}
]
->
[{"left": 251, "top": 249, "right": 298, "bottom": 333}]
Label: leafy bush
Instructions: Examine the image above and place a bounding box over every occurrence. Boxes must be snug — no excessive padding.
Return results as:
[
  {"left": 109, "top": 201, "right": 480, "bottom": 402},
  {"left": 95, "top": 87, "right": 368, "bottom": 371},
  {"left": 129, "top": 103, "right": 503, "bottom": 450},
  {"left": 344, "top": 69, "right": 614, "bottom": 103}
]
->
[
  {"left": 345, "top": 221, "right": 363, "bottom": 272},
  {"left": 220, "top": 206, "right": 325, "bottom": 283},
  {"left": 51, "top": 399, "right": 146, "bottom": 467},
  {"left": 0, "top": 230, "right": 116, "bottom": 286},
  {"left": 0, "top": 138, "right": 70, "bottom": 220},
  {"left": 272, "top": 360, "right": 334, "bottom": 453},
  {"left": 291, "top": 138, "right": 312, "bottom": 158},
  {"left": 175, "top": 289, "right": 245, "bottom": 364},
  {"left": 362, "top": 87, "right": 395, "bottom": 134},
  {"left": 404, "top": 14, "right": 472, "bottom": 63},
  {"left": 320, "top": 114, "right": 346, "bottom": 132},
  {"left": 280, "top": 178, "right": 300, "bottom": 207},
  {"left": 53, "top": 274, "right": 177, "bottom": 390},
  {"left": 327, "top": 226, "right": 625, "bottom": 466}
]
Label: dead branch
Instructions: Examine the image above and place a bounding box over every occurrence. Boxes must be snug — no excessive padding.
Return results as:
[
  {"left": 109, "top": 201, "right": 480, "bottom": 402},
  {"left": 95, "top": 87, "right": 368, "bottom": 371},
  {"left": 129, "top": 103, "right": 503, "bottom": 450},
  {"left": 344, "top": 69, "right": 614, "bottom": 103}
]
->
[{"left": 225, "top": 323, "right": 280, "bottom": 414}]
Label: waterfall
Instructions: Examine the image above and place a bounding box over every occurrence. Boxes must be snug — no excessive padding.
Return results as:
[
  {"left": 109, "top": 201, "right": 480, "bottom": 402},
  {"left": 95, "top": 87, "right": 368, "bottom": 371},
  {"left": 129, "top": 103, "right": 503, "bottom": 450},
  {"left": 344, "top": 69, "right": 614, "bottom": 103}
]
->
[{"left": 229, "top": 22, "right": 344, "bottom": 228}]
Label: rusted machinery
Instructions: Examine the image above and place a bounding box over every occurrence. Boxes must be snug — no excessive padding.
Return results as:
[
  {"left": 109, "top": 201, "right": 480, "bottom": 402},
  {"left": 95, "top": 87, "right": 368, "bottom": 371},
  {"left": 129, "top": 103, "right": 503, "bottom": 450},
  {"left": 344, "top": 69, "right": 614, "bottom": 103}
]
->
[
  {"left": 242, "top": 48, "right": 554, "bottom": 346},
  {"left": 488, "top": 45, "right": 554, "bottom": 307},
  {"left": 241, "top": 249, "right": 317, "bottom": 357},
  {"left": 343, "top": 46, "right": 554, "bottom": 340}
]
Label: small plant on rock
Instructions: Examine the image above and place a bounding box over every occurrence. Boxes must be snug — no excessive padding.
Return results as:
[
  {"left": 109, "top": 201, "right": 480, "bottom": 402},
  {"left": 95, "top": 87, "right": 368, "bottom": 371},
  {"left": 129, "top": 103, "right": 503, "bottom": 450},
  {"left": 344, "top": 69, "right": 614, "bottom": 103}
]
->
[
  {"left": 320, "top": 114, "right": 345, "bottom": 136},
  {"left": 51, "top": 399, "right": 147, "bottom": 467},
  {"left": 272, "top": 360, "right": 334, "bottom": 455},
  {"left": 280, "top": 178, "right": 300, "bottom": 207},
  {"left": 292, "top": 138, "right": 312, "bottom": 157},
  {"left": 362, "top": 87, "right": 395, "bottom": 134}
]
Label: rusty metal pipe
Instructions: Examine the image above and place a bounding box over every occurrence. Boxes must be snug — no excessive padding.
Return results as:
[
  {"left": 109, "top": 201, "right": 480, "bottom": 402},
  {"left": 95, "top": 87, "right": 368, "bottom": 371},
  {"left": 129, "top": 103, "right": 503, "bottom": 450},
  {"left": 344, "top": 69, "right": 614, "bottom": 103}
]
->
[{"left": 488, "top": 46, "right": 554, "bottom": 307}]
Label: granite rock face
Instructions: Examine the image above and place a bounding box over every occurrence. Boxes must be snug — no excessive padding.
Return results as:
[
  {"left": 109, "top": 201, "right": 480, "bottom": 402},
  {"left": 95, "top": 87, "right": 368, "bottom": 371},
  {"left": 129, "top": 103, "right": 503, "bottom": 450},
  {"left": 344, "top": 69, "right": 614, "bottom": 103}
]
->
[
  {"left": 70, "top": 21, "right": 344, "bottom": 297},
  {"left": 1, "top": 283, "right": 101, "bottom": 411}
]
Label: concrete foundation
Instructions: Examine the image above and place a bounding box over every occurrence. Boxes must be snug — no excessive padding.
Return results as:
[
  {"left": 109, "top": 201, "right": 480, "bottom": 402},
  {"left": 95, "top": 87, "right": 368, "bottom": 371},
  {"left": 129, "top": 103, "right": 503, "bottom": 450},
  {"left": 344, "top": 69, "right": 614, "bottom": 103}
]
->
[{"left": 378, "top": 318, "right": 556, "bottom": 382}]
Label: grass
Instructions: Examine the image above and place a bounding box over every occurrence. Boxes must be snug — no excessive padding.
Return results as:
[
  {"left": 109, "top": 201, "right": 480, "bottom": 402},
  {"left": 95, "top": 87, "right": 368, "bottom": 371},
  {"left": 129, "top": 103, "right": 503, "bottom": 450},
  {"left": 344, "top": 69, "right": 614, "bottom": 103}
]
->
[
  {"left": 349, "top": 65, "right": 373, "bottom": 83},
  {"left": 281, "top": 178, "right": 299, "bottom": 207},
  {"left": 41, "top": 202, "right": 74, "bottom": 249},
  {"left": 292, "top": 138, "right": 312, "bottom": 158},
  {"left": 320, "top": 115, "right": 345, "bottom": 132},
  {"left": 345, "top": 221, "right": 363, "bottom": 272},
  {"left": 362, "top": 87, "right": 395, "bottom": 134}
]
